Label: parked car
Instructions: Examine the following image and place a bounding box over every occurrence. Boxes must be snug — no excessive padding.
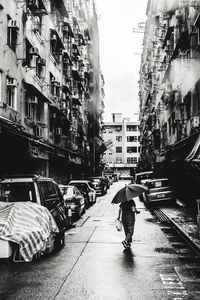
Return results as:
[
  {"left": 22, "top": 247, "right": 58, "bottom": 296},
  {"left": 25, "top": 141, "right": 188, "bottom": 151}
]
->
[
  {"left": 87, "top": 177, "right": 107, "bottom": 196},
  {"left": 59, "top": 185, "right": 85, "bottom": 218},
  {"left": 68, "top": 180, "right": 96, "bottom": 207},
  {"left": 120, "top": 174, "right": 132, "bottom": 180},
  {"left": 143, "top": 178, "right": 175, "bottom": 206},
  {"left": 132, "top": 171, "right": 154, "bottom": 184},
  {"left": 102, "top": 176, "right": 110, "bottom": 189},
  {"left": 0, "top": 174, "right": 67, "bottom": 260}
]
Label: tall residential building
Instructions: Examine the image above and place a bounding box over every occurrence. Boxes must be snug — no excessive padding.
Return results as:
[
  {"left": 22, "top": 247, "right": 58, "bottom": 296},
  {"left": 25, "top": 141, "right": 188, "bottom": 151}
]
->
[
  {"left": 103, "top": 114, "right": 140, "bottom": 177},
  {"left": 0, "top": 0, "right": 103, "bottom": 183},
  {"left": 139, "top": 0, "right": 200, "bottom": 210}
]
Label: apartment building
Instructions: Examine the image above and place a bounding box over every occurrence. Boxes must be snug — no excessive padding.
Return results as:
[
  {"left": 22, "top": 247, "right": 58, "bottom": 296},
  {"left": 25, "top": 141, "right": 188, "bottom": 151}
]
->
[
  {"left": 139, "top": 0, "right": 200, "bottom": 210},
  {"left": 103, "top": 113, "right": 140, "bottom": 177},
  {"left": 0, "top": 0, "right": 103, "bottom": 182}
]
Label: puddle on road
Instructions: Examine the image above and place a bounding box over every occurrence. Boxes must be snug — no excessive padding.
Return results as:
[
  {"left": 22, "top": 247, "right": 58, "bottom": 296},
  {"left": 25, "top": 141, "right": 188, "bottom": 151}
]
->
[
  {"left": 145, "top": 217, "right": 157, "bottom": 223},
  {"left": 155, "top": 247, "right": 179, "bottom": 254}
]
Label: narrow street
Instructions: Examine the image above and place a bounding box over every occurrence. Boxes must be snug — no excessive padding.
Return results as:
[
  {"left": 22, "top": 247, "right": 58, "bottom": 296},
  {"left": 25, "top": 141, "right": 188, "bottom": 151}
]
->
[{"left": 0, "top": 181, "right": 200, "bottom": 300}]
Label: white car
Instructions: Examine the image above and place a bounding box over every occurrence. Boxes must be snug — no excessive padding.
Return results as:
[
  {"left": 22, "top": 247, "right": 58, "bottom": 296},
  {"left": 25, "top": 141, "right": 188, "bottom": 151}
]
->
[
  {"left": 68, "top": 180, "right": 96, "bottom": 207},
  {"left": 59, "top": 185, "right": 85, "bottom": 218}
]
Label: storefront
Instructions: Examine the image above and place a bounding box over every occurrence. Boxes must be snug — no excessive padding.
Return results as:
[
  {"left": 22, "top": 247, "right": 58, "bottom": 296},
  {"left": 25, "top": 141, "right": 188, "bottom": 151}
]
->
[{"left": 165, "top": 132, "right": 200, "bottom": 213}]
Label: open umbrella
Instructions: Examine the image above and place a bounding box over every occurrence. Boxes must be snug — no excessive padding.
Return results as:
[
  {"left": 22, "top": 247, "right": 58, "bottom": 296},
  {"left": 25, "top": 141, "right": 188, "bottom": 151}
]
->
[{"left": 111, "top": 184, "right": 148, "bottom": 204}]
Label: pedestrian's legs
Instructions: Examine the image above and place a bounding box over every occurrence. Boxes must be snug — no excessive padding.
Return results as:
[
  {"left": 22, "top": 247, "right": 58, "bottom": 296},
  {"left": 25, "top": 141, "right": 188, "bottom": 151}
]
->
[
  {"left": 122, "top": 221, "right": 128, "bottom": 237},
  {"left": 125, "top": 218, "right": 135, "bottom": 244},
  {"left": 126, "top": 226, "right": 134, "bottom": 243}
]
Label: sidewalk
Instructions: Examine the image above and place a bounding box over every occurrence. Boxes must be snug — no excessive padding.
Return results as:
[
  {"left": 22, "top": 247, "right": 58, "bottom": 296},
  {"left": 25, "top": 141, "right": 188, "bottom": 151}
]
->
[{"left": 160, "top": 202, "right": 200, "bottom": 253}]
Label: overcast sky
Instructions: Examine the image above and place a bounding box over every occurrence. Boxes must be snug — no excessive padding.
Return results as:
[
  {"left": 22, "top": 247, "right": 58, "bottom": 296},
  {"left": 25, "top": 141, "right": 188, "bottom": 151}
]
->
[{"left": 95, "top": 0, "right": 148, "bottom": 122}]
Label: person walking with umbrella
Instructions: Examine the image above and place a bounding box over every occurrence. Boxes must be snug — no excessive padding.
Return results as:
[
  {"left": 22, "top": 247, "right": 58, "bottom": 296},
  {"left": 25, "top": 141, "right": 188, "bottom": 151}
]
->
[
  {"left": 118, "top": 198, "right": 140, "bottom": 249},
  {"left": 112, "top": 184, "right": 148, "bottom": 249}
]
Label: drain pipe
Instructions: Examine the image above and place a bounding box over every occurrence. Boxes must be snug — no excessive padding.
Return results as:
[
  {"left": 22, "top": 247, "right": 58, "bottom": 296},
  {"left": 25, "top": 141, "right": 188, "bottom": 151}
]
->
[{"left": 196, "top": 199, "right": 200, "bottom": 238}]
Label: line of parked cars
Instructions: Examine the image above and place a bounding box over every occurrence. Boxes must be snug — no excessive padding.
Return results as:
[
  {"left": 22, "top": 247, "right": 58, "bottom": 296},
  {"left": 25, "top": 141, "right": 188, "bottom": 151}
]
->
[{"left": 0, "top": 173, "right": 115, "bottom": 261}]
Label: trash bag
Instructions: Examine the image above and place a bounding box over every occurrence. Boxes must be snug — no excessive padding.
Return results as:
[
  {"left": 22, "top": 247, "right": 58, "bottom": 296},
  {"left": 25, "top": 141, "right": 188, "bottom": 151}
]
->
[{"left": 115, "top": 219, "right": 122, "bottom": 231}]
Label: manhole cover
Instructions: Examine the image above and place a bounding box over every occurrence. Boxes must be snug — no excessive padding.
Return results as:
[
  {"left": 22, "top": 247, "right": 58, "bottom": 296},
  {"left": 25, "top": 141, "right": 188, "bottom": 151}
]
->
[
  {"left": 145, "top": 218, "right": 157, "bottom": 223},
  {"left": 93, "top": 219, "right": 101, "bottom": 222},
  {"left": 155, "top": 247, "right": 178, "bottom": 254}
]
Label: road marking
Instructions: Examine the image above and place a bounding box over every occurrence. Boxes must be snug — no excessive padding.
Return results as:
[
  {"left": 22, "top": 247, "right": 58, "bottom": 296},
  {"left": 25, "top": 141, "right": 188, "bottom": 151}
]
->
[{"left": 160, "top": 273, "right": 188, "bottom": 299}]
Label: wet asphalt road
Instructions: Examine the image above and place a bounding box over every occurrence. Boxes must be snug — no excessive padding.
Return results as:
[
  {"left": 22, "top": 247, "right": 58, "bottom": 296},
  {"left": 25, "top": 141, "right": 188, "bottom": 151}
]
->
[{"left": 1, "top": 181, "right": 200, "bottom": 300}]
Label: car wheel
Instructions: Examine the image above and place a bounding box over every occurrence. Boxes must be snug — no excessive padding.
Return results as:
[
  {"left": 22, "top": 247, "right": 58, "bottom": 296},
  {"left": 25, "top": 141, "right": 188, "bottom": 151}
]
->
[
  {"left": 76, "top": 208, "right": 81, "bottom": 219},
  {"left": 85, "top": 197, "right": 90, "bottom": 208},
  {"left": 55, "top": 231, "right": 65, "bottom": 250}
]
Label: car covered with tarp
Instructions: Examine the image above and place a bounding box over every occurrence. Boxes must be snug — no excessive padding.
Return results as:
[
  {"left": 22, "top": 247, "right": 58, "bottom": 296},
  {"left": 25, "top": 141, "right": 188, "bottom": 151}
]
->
[
  {"left": 0, "top": 202, "right": 59, "bottom": 262},
  {"left": 0, "top": 201, "right": 59, "bottom": 262}
]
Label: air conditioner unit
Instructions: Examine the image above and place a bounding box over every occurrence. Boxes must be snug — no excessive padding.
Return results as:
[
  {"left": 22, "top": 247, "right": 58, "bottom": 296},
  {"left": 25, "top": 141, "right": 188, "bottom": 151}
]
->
[
  {"left": 61, "top": 92, "right": 66, "bottom": 100},
  {"left": 162, "top": 13, "right": 170, "bottom": 20},
  {"left": 56, "top": 127, "right": 62, "bottom": 135},
  {"left": 52, "top": 81, "right": 60, "bottom": 87},
  {"left": 35, "top": 126, "right": 43, "bottom": 138},
  {"left": 28, "top": 0, "right": 39, "bottom": 8},
  {"left": 6, "top": 78, "right": 17, "bottom": 86},
  {"left": 191, "top": 116, "right": 199, "bottom": 127},
  {"left": 63, "top": 25, "right": 68, "bottom": 32},
  {"left": 63, "top": 17, "right": 68, "bottom": 24},
  {"left": 29, "top": 47, "right": 39, "bottom": 56},
  {"left": 29, "top": 96, "right": 38, "bottom": 104},
  {"left": 175, "top": 9, "right": 184, "bottom": 19},
  {"left": 37, "top": 58, "right": 46, "bottom": 65},
  {"left": 51, "top": 34, "right": 57, "bottom": 41},
  {"left": 61, "top": 101, "right": 66, "bottom": 109},
  {"left": 8, "top": 20, "right": 19, "bottom": 30}
]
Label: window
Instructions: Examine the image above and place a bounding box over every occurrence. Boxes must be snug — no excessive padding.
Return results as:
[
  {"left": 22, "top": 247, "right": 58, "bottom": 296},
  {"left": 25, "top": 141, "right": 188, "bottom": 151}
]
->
[
  {"left": 116, "top": 147, "right": 122, "bottom": 153},
  {"left": 127, "top": 136, "right": 137, "bottom": 142},
  {"left": 127, "top": 157, "right": 137, "bottom": 164},
  {"left": 127, "top": 125, "right": 137, "bottom": 131},
  {"left": 0, "top": 182, "right": 36, "bottom": 203},
  {"left": 116, "top": 136, "right": 122, "bottom": 142},
  {"left": 116, "top": 157, "right": 122, "bottom": 163},
  {"left": 36, "top": 57, "right": 46, "bottom": 79},
  {"left": 32, "top": 15, "right": 42, "bottom": 35},
  {"left": 50, "top": 72, "right": 60, "bottom": 96},
  {"left": 7, "top": 17, "right": 18, "bottom": 52},
  {"left": 127, "top": 147, "right": 137, "bottom": 153},
  {"left": 115, "top": 126, "right": 122, "bottom": 131},
  {"left": 39, "top": 182, "right": 60, "bottom": 210},
  {"left": 6, "top": 77, "right": 17, "bottom": 109}
]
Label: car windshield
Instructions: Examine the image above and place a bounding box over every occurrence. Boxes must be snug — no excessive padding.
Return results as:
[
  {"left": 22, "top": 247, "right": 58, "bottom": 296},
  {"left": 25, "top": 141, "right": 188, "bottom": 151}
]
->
[
  {"left": 60, "top": 186, "right": 74, "bottom": 196},
  {"left": 0, "top": 182, "right": 36, "bottom": 202},
  {"left": 72, "top": 183, "right": 87, "bottom": 191}
]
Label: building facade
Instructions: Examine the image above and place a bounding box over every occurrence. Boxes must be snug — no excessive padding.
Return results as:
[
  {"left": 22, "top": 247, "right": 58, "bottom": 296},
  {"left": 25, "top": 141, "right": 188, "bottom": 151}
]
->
[
  {"left": 103, "top": 114, "right": 140, "bottom": 177},
  {"left": 139, "top": 0, "right": 200, "bottom": 211},
  {"left": 0, "top": 0, "right": 104, "bottom": 183}
]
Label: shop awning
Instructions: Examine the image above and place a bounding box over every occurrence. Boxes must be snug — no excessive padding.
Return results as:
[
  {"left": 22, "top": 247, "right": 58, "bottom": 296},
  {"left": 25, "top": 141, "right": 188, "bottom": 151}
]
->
[
  {"left": 24, "top": 82, "right": 51, "bottom": 103},
  {"left": 185, "top": 133, "right": 200, "bottom": 168},
  {"left": 166, "top": 132, "right": 199, "bottom": 162}
]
